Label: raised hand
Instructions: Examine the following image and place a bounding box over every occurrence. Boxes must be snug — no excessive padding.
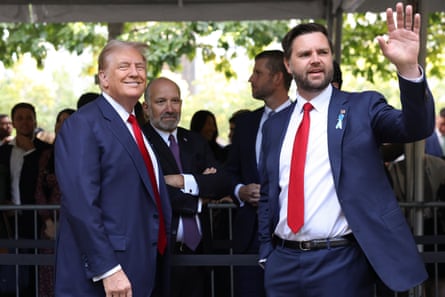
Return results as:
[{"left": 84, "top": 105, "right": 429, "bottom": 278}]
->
[{"left": 377, "top": 2, "right": 421, "bottom": 78}]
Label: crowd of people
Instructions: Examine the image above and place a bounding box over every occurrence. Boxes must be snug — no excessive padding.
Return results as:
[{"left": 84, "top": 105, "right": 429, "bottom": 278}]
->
[{"left": 0, "top": 2, "right": 442, "bottom": 297}]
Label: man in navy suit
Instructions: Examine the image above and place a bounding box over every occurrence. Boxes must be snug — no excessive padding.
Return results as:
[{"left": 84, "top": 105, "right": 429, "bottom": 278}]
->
[
  {"left": 425, "top": 107, "right": 445, "bottom": 158},
  {"left": 54, "top": 40, "right": 171, "bottom": 297},
  {"left": 224, "top": 50, "right": 292, "bottom": 297},
  {"left": 142, "top": 77, "right": 231, "bottom": 297},
  {"left": 258, "top": 3, "right": 434, "bottom": 297}
]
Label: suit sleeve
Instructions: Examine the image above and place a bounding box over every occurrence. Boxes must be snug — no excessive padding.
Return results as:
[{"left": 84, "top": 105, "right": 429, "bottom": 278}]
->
[{"left": 55, "top": 114, "right": 119, "bottom": 278}]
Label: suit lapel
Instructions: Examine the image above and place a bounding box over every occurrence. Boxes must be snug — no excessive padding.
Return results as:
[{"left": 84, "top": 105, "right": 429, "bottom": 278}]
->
[
  {"left": 327, "top": 89, "right": 348, "bottom": 188},
  {"left": 143, "top": 124, "right": 179, "bottom": 175},
  {"left": 176, "top": 128, "right": 193, "bottom": 172},
  {"left": 97, "top": 98, "right": 157, "bottom": 201}
]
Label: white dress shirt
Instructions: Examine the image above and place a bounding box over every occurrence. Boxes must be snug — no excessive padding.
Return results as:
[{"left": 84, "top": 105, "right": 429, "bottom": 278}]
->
[
  {"left": 9, "top": 137, "right": 36, "bottom": 205},
  {"left": 235, "top": 99, "right": 292, "bottom": 206},
  {"left": 151, "top": 126, "right": 203, "bottom": 242},
  {"left": 275, "top": 84, "right": 351, "bottom": 241}
]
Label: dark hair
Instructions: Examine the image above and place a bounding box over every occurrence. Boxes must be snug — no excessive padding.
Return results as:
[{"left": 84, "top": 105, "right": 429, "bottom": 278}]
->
[
  {"left": 56, "top": 108, "right": 76, "bottom": 122},
  {"left": 229, "top": 109, "right": 250, "bottom": 124},
  {"left": 0, "top": 114, "right": 8, "bottom": 120},
  {"left": 281, "top": 23, "right": 334, "bottom": 61},
  {"left": 11, "top": 102, "right": 36, "bottom": 119},
  {"left": 190, "top": 110, "right": 218, "bottom": 141},
  {"left": 255, "top": 50, "right": 292, "bottom": 91},
  {"left": 77, "top": 92, "right": 100, "bottom": 109},
  {"left": 440, "top": 107, "right": 445, "bottom": 118},
  {"left": 332, "top": 60, "right": 343, "bottom": 89}
]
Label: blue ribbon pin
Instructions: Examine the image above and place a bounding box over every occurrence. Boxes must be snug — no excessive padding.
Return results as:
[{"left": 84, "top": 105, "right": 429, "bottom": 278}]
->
[{"left": 335, "top": 110, "right": 345, "bottom": 130}]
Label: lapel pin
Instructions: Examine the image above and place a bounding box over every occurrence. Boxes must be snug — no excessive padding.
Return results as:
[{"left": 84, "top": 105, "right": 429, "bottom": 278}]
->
[{"left": 335, "top": 109, "right": 346, "bottom": 130}]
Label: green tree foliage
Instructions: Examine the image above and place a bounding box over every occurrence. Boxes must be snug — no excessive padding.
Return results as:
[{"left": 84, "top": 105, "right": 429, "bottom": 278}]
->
[
  {"left": 0, "top": 21, "right": 290, "bottom": 80},
  {"left": 341, "top": 11, "right": 445, "bottom": 83},
  {"left": 120, "top": 20, "right": 291, "bottom": 79},
  {"left": 0, "top": 14, "right": 444, "bottom": 139},
  {"left": 0, "top": 23, "right": 107, "bottom": 68}
]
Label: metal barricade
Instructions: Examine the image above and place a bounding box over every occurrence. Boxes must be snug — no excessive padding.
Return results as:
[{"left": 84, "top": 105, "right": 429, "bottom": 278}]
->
[{"left": 1, "top": 202, "right": 445, "bottom": 297}]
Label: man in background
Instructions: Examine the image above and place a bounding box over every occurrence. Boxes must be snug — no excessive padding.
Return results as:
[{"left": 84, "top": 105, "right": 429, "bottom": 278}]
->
[
  {"left": 0, "top": 114, "right": 13, "bottom": 146},
  {"left": 143, "top": 77, "right": 231, "bottom": 297},
  {"left": 0, "top": 102, "right": 51, "bottom": 296},
  {"left": 225, "top": 50, "right": 292, "bottom": 297}
]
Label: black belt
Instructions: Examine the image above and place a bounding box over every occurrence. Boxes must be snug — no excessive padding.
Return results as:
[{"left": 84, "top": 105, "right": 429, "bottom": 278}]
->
[{"left": 273, "top": 234, "right": 354, "bottom": 251}]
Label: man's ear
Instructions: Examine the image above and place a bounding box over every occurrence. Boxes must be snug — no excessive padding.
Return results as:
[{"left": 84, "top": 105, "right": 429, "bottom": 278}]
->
[
  {"left": 98, "top": 70, "right": 108, "bottom": 88},
  {"left": 283, "top": 58, "right": 292, "bottom": 74}
]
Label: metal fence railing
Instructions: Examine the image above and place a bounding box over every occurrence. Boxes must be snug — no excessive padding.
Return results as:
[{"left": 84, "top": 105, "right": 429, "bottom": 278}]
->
[{"left": 1, "top": 202, "right": 445, "bottom": 297}]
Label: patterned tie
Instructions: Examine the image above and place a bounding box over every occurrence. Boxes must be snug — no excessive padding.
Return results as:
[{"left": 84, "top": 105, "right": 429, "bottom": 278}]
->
[
  {"left": 287, "top": 103, "right": 313, "bottom": 233},
  {"left": 128, "top": 115, "right": 167, "bottom": 254},
  {"left": 168, "top": 134, "right": 201, "bottom": 251}
]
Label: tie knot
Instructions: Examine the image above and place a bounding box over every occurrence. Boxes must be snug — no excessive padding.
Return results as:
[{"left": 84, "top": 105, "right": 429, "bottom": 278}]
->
[
  {"left": 168, "top": 134, "right": 177, "bottom": 147},
  {"left": 303, "top": 103, "right": 313, "bottom": 112},
  {"left": 127, "top": 114, "right": 137, "bottom": 124}
]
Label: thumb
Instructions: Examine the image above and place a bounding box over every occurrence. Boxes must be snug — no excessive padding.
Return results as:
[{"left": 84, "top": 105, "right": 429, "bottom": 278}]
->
[{"left": 376, "top": 36, "right": 388, "bottom": 53}]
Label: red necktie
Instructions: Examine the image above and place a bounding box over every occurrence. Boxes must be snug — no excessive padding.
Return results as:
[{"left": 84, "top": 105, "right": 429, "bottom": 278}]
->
[
  {"left": 128, "top": 115, "right": 167, "bottom": 254},
  {"left": 288, "top": 103, "right": 313, "bottom": 233}
]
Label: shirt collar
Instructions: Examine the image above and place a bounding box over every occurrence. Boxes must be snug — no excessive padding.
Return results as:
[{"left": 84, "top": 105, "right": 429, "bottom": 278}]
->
[
  {"left": 150, "top": 123, "right": 178, "bottom": 145},
  {"left": 102, "top": 92, "right": 135, "bottom": 123},
  {"left": 295, "top": 84, "right": 332, "bottom": 114},
  {"left": 265, "top": 98, "right": 292, "bottom": 115}
]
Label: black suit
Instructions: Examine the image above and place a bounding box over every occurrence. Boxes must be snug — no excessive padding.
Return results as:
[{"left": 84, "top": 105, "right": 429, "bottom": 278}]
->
[
  {"left": 143, "top": 124, "right": 231, "bottom": 297},
  {"left": 224, "top": 107, "right": 266, "bottom": 297},
  {"left": 0, "top": 138, "right": 51, "bottom": 237},
  {"left": 0, "top": 138, "right": 51, "bottom": 297}
]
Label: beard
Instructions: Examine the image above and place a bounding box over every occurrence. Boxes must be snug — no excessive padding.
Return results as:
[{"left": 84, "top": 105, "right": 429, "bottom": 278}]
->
[
  {"left": 151, "top": 112, "right": 180, "bottom": 132},
  {"left": 294, "top": 67, "right": 334, "bottom": 94}
]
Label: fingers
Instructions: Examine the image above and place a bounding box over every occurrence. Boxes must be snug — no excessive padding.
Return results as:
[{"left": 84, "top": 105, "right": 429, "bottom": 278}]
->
[
  {"left": 387, "top": 3, "right": 419, "bottom": 33},
  {"left": 396, "top": 2, "right": 404, "bottom": 30},
  {"left": 413, "top": 13, "right": 421, "bottom": 35},
  {"left": 404, "top": 4, "right": 413, "bottom": 30},
  {"left": 385, "top": 7, "right": 395, "bottom": 32}
]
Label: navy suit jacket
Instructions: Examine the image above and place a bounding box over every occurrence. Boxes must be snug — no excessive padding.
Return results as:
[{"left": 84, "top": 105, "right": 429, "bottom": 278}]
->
[
  {"left": 142, "top": 124, "right": 230, "bottom": 250},
  {"left": 54, "top": 96, "right": 172, "bottom": 297},
  {"left": 258, "top": 77, "right": 434, "bottom": 291},
  {"left": 224, "top": 107, "right": 263, "bottom": 253}
]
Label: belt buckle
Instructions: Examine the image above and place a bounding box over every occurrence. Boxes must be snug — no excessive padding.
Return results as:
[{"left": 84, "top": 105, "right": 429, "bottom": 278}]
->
[{"left": 299, "top": 241, "right": 311, "bottom": 251}]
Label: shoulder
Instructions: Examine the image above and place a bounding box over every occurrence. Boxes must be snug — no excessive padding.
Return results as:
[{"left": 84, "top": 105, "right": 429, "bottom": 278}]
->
[{"left": 177, "top": 127, "right": 207, "bottom": 145}]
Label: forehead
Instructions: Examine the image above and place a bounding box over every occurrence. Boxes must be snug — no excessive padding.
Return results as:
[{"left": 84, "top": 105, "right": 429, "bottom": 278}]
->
[
  {"left": 105, "top": 47, "right": 145, "bottom": 67},
  {"left": 151, "top": 81, "right": 180, "bottom": 99},
  {"left": 291, "top": 32, "right": 330, "bottom": 52},
  {"left": 253, "top": 58, "right": 269, "bottom": 72},
  {"left": 13, "top": 108, "right": 35, "bottom": 118}
]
